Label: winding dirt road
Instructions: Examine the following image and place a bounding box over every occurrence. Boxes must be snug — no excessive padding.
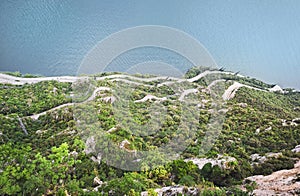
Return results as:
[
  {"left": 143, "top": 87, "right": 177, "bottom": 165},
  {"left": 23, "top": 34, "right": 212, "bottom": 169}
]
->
[
  {"left": 0, "top": 72, "right": 273, "bottom": 121},
  {"left": 222, "top": 81, "right": 266, "bottom": 101}
]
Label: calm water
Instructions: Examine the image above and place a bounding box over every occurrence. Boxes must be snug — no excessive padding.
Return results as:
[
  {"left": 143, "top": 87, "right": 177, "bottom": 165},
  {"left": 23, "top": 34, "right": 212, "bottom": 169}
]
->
[{"left": 1, "top": 0, "right": 300, "bottom": 88}]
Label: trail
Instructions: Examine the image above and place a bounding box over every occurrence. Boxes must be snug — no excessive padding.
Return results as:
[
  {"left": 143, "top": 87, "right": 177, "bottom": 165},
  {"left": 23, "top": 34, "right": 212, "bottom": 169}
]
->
[
  {"left": 0, "top": 73, "right": 80, "bottom": 85},
  {"left": 179, "top": 89, "right": 199, "bottom": 101},
  {"left": 29, "top": 103, "right": 75, "bottom": 120},
  {"left": 187, "top": 70, "right": 244, "bottom": 83},
  {"left": 222, "top": 81, "right": 265, "bottom": 100},
  {"left": 97, "top": 74, "right": 179, "bottom": 83},
  {"left": 109, "top": 78, "right": 152, "bottom": 87},
  {"left": 84, "top": 87, "right": 111, "bottom": 102},
  {"left": 0, "top": 73, "right": 166, "bottom": 85},
  {"left": 156, "top": 70, "right": 243, "bottom": 87},
  {"left": 0, "top": 70, "right": 243, "bottom": 86},
  {"left": 17, "top": 116, "right": 28, "bottom": 135},
  {"left": 134, "top": 95, "right": 167, "bottom": 103},
  {"left": 0, "top": 72, "right": 274, "bottom": 121},
  {"left": 222, "top": 82, "right": 245, "bottom": 100},
  {"left": 207, "top": 79, "right": 225, "bottom": 91},
  {"left": 134, "top": 88, "right": 200, "bottom": 103},
  {"left": 29, "top": 87, "right": 111, "bottom": 120}
]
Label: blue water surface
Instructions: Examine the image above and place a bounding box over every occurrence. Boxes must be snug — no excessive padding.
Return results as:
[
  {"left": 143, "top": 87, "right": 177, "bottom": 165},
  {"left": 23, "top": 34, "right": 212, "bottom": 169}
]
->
[{"left": 0, "top": 0, "right": 299, "bottom": 89}]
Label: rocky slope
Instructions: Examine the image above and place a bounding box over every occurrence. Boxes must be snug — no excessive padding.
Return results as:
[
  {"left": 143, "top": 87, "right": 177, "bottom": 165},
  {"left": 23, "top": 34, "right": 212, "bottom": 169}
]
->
[{"left": 245, "top": 160, "right": 300, "bottom": 195}]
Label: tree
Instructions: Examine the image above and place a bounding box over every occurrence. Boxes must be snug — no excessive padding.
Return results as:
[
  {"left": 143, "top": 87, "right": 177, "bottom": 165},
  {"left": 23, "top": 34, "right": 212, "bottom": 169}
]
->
[
  {"left": 102, "top": 172, "right": 155, "bottom": 195},
  {"left": 169, "top": 160, "right": 200, "bottom": 185}
]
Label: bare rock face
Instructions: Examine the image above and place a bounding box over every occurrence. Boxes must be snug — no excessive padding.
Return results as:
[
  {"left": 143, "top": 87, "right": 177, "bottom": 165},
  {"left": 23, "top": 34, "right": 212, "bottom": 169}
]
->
[
  {"left": 185, "top": 155, "right": 237, "bottom": 170},
  {"left": 250, "top": 152, "right": 283, "bottom": 165},
  {"left": 281, "top": 119, "right": 299, "bottom": 127},
  {"left": 236, "top": 102, "right": 248, "bottom": 108},
  {"left": 294, "top": 107, "right": 300, "bottom": 111},
  {"left": 36, "top": 129, "right": 47, "bottom": 134},
  {"left": 250, "top": 153, "right": 267, "bottom": 164},
  {"left": 293, "top": 118, "right": 300, "bottom": 124},
  {"left": 85, "top": 136, "right": 96, "bottom": 154},
  {"left": 245, "top": 161, "right": 300, "bottom": 195},
  {"left": 101, "top": 96, "right": 116, "bottom": 103},
  {"left": 292, "top": 145, "right": 300, "bottom": 153}
]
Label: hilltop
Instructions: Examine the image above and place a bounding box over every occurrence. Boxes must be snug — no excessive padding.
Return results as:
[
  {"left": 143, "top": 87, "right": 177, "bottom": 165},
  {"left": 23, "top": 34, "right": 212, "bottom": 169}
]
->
[{"left": 0, "top": 67, "right": 299, "bottom": 195}]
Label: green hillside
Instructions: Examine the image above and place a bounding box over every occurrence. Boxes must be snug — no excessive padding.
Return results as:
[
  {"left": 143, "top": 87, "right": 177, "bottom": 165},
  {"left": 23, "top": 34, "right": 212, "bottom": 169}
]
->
[{"left": 0, "top": 67, "right": 299, "bottom": 195}]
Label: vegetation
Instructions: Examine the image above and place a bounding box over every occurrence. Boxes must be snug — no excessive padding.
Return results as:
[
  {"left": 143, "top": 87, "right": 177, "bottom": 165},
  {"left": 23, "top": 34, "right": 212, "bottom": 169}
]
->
[
  {"left": 0, "top": 67, "right": 299, "bottom": 195},
  {"left": 0, "top": 81, "right": 72, "bottom": 116},
  {"left": 2, "top": 71, "right": 42, "bottom": 78}
]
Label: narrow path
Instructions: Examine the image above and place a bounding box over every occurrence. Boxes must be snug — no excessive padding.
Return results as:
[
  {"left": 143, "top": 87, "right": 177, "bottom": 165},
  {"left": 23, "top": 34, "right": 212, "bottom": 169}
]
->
[
  {"left": 0, "top": 70, "right": 243, "bottom": 86},
  {"left": 222, "top": 81, "right": 265, "bottom": 100},
  {"left": 0, "top": 73, "right": 165, "bottom": 85},
  {"left": 84, "top": 87, "right": 111, "bottom": 102},
  {"left": 29, "top": 87, "right": 111, "bottom": 120},
  {"left": 0, "top": 73, "right": 80, "bottom": 85},
  {"left": 133, "top": 88, "right": 200, "bottom": 103},
  {"left": 222, "top": 82, "right": 245, "bottom": 100},
  {"left": 109, "top": 78, "right": 152, "bottom": 87},
  {"left": 97, "top": 74, "right": 178, "bottom": 83},
  {"left": 187, "top": 70, "right": 244, "bottom": 83},
  {"left": 29, "top": 103, "right": 75, "bottom": 120},
  {"left": 179, "top": 89, "right": 199, "bottom": 101},
  {"left": 17, "top": 116, "right": 28, "bottom": 135},
  {"left": 1, "top": 72, "right": 274, "bottom": 121},
  {"left": 207, "top": 79, "right": 225, "bottom": 91}
]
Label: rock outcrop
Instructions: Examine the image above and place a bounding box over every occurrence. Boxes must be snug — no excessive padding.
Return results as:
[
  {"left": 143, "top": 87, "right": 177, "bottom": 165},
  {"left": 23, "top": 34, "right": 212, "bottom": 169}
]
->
[
  {"left": 245, "top": 161, "right": 300, "bottom": 195},
  {"left": 141, "top": 186, "right": 198, "bottom": 196}
]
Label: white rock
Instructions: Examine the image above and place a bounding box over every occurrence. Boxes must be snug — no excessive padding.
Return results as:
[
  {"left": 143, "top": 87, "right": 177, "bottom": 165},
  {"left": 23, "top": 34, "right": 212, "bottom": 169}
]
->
[
  {"left": 265, "top": 126, "right": 272, "bottom": 131},
  {"left": 107, "top": 127, "right": 117, "bottom": 133},
  {"left": 185, "top": 155, "right": 236, "bottom": 170},
  {"left": 142, "top": 185, "right": 199, "bottom": 196},
  {"left": 134, "top": 95, "right": 167, "bottom": 103},
  {"left": 269, "top": 85, "right": 284, "bottom": 93},
  {"left": 294, "top": 107, "right": 300, "bottom": 111},
  {"left": 91, "top": 153, "right": 102, "bottom": 164},
  {"left": 85, "top": 136, "right": 96, "bottom": 154},
  {"left": 255, "top": 128, "right": 260, "bottom": 134},
  {"left": 250, "top": 154, "right": 267, "bottom": 164},
  {"left": 251, "top": 152, "right": 282, "bottom": 165},
  {"left": 101, "top": 96, "right": 116, "bottom": 103},
  {"left": 119, "top": 139, "right": 130, "bottom": 149},
  {"left": 281, "top": 119, "right": 288, "bottom": 126},
  {"left": 265, "top": 152, "right": 282, "bottom": 158},
  {"left": 201, "top": 99, "right": 209, "bottom": 104},
  {"left": 292, "top": 145, "right": 300, "bottom": 153},
  {"left": 69, "top": 151, "right": 78, "bottom": 157},
  {"left": 292, "top": 118, "right": 300, "bottom": 124},
  {"left": 237, "top": 103, "right": 248, "bottom": 108},
  {"left": 67, "top": 130, "right": 76, "bottom": 135},
  {"left": 93, "top": 177, "right": 103, "bottom": 186}
]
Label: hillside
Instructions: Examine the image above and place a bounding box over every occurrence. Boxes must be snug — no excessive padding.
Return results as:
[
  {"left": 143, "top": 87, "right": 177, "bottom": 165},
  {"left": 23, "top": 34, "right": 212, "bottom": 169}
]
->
[{"left": 0, "top": 67, "right": 300, "bottom": 195}]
